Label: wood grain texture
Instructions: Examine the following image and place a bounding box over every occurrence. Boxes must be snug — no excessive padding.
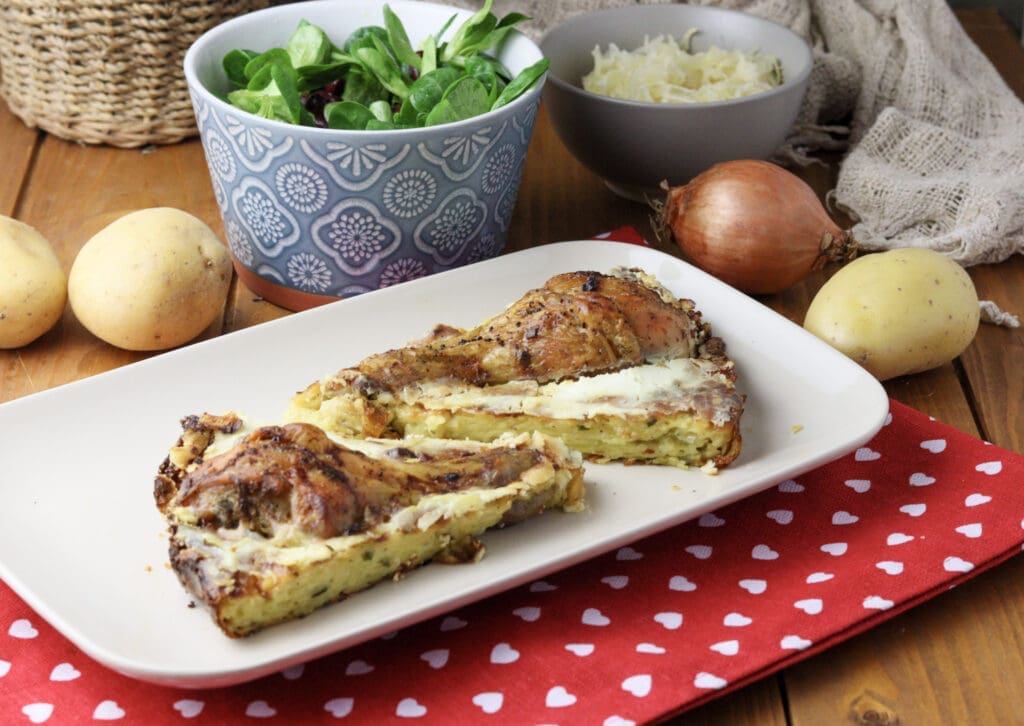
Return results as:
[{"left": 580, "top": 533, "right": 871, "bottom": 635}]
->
[{"left": 0, "top": 100, "right": 39, "bottom": 215}]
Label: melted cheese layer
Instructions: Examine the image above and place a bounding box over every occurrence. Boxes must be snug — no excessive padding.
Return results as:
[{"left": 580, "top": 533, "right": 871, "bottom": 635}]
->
[{"left": 396, "top": 358, "right": 738, "bottom": 425}]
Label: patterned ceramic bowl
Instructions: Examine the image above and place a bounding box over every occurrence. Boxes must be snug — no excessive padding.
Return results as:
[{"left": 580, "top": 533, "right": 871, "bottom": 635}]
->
[{"left": 184, "top": 0, "right": 544, "bottom": 310}]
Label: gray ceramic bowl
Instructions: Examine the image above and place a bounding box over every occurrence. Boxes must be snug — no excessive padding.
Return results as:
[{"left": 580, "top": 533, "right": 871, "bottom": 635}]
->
[
  {"left": 184, "top": 0, "right": 544, "bottom": 310},
  {"left": 540, "top": 4, "right": 812, "bottom": 201}
]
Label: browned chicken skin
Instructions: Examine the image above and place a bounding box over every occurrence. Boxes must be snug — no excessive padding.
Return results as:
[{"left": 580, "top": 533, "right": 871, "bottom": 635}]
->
[
  {"left": 543, "top": 271, "right": 698, "bottom": 360},
  {"left": 165, "top": 421, "right": 545, "bottom": 539},
  {"left": 347, "top": 269, "right": 706, "bottom": 394}
]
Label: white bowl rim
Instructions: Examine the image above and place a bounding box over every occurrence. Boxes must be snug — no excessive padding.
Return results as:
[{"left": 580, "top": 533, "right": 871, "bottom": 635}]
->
[
  {"left": 539, "top": 3, "right": 812, "bottom": 112},
  {"left": 183, "top": 0, "right": 546, "bottom": 140}
]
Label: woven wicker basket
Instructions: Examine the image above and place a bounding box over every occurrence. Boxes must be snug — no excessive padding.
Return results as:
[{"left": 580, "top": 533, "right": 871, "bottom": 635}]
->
[{"left": 0, "top": 0, "right": 270, "bottom": 147}]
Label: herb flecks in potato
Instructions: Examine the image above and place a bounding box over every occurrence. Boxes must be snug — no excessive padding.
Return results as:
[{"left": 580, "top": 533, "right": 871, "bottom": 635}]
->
[{"left": 68, "top": 208, "right": 232, "bottom": 352}]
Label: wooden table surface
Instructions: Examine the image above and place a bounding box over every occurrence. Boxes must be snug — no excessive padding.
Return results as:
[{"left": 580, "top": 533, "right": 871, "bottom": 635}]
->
[{"left": 2, "top": 8, "right": 1021, "bottom": 724}]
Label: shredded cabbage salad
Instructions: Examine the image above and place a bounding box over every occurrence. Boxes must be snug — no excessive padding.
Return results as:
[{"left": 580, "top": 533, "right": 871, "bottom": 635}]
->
[{"left": 581, "top": 31, "right": 783, "bottom": 104}]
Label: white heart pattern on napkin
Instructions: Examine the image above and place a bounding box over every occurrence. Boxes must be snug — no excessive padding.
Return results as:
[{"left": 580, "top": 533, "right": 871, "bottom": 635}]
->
[
  {"left": 709, "top": 640, "right": 740, "bottom": 656},
  {"left": 820, "top": 542, "right": 848, "bottom": 556},
  {"left": 9, "top": 619, "right": 38, "bottom": 639},
  {"left": 699, "top": 512, "right": 725, "bottom": 527},
  {"left": 909, "top": 472, "right": 936, "bottom": 487},
  {"left": 582, "top": 608, "right": 611, "bottom": 626},
  {"left": 723, "top": 612, "right": 752, "bottom": 627},
  {"left": 420, "top": 649, "right": 449, "bottom": 669},
  {"left": 654, "top": 612, "right": 683, "bottom": 630},
  {"left": 956, "top": 523, "right": 983, "bottom": 539},
  {"left": 863, "top": 595, "right": 894, "bottom": 611},
  {"left": 855, "top": 447, "right": 882, "bottom": 461},
  {"left": 513, "top": 606, "right": 541, "bottom": 621},
  {"left": 324, "top": 699, "right": 354, "bottom": 718},
  {"left": 49, "top": 663, "right": 80, "bottom": 682},
  {"left": 636, "top": 643, "right": 666, "bottom": 654},
  {"left": 345, "top": 660, "right": 375, "bottom": 675},
  {"left": 780, "top": 635, "right": 813, "bottom": 650},
  {"left": 545, "top": 686, "right": 577, "bottom": 708},
  {"left": 845, "top": 479, "right": 872, "bottom": 493},
  {"left": 794, "top": 598, "right": 824, "bottom": 615},
  {"left": 622, "top": 674, "right": 652, "bottom": 697},
  {"left": 22, "top": 704, "right": 54, "bottom": 724},
  {"left": 886, "top": 533, "right": 915, "bottom": 545},
  {"left": 396, "top": 698, "right": 427, "bottom": 718},
  {"left": 944, "top": 556, "right": 975, "bottom": 573},
  {"left": 604, "top": 716, "right": 636, "bottom": 726},
  {"left": 94, "top": 701, "right": 126, "bottom": 720},
  {"left": 490, "top": 643, "right": 520, "bottom": 664},
  {"left": 565, "top": 643, "right": 595, "bottom": 656},
  {"left": 616, "top": 546, "right": 643, "bottom": 561},
  {"left": 876, "top": 561, "right": 904, "bottom": 575},
  {"left": 685, "top": 545, "right": 713, "bottom": 560},
  {"left": 440, "top": 616, "right": 467, "bottom": 632},
  {"left": 739, "top": 579, "right": 768, "bottom": 594},
  {"left": 472, "top": 692, "right": 503, "bottom": 714},
  {"left": 693, "top": 672, "right": 728, "bottom": 689},
  {"left": 976, "top": 461, "right": 1003, "bottom": 475},
  {"left": 173, "top": 700, "right": 204, "bottom": 719},
  {"left": 669, "top": 576, "right": 697, "bottom": 592}
]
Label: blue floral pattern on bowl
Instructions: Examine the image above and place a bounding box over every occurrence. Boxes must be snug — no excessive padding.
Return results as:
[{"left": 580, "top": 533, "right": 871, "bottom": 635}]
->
[{"left": 192, "top": 88, "right": 540, "bottom": 302}]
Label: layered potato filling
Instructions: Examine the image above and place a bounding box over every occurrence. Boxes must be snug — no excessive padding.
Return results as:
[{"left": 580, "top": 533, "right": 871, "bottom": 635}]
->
[
  {"left": 155, "top": 413, "right": 584, "bottom": 637},
  {"left": 288, "top": 356, "right": 743, "bottom": 468}
]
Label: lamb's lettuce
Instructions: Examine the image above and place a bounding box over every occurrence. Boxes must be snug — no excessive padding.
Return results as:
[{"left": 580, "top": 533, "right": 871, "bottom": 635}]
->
[{"left": 222, "top": 1, "right": 548, "bottom": 130}]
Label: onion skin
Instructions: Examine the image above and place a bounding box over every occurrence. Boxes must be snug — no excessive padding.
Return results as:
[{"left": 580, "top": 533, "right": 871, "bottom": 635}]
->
[{"left": 657, "top": 160, "right": 857, "bottom": 295}]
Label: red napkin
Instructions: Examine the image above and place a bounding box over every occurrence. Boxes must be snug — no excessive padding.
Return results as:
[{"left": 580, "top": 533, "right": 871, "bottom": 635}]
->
[{"left": 3, "top": 232, "right": 1022, "bottom": 724}]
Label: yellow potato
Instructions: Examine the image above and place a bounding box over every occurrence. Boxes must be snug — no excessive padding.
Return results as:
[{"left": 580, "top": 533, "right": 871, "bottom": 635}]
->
[
  {"left": 0, "top": 215, "right": 67, "bottom": 349},
  {"left": 804, "top": 248, "right": 980, "bottom": 380},
  {"left": 68, "top": 208, "right": 232, "bottom": 351}
]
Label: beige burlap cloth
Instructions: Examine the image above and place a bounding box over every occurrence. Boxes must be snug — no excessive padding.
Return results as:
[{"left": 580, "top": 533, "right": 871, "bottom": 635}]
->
[{"left": 465, "top": 0, "right": 1022, "bottom": 325}]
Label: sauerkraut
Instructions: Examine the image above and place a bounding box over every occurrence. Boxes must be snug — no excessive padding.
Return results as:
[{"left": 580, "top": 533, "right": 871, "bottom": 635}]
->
[{"left": 582, "top": 31, "right": 783, "bottom": 104}]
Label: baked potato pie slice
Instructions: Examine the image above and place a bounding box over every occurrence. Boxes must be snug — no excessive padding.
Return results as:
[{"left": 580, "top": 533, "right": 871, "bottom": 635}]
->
[
  {"left": 286, "top": 268, "right": 744, "bottom": 469},
  {"left": 154, "top": 412, "right": 584, "bottom": 637}
]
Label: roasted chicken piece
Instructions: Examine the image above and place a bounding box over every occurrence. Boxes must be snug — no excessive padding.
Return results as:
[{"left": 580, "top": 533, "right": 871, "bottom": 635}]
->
[
  {"left": 341, "top": 268, "right": 711, "bottom": 396},
  {"left": 159, "top": 417, "right": 555, "bottom": 540},
  {"left": 154, "top": 413, "right": 585, "bottom": 637},
  {"left": 286, "top": 268, "right": 744, "bottom": 469}
]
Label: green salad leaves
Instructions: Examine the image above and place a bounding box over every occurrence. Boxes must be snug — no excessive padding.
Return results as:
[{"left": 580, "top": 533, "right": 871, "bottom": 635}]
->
[{"left": 222, "top": 1, "right": 548, "bottom": 130}]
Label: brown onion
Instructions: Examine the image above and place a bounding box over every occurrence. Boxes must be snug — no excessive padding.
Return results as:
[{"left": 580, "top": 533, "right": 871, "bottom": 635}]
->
[{"left": 653, "top": 160, "right": 857, "bottom": 295}]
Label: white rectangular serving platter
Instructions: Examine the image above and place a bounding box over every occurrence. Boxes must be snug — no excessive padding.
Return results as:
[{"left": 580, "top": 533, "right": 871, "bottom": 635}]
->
[{"left": 0, "top": 241, "right": 888, "bottom": 688}]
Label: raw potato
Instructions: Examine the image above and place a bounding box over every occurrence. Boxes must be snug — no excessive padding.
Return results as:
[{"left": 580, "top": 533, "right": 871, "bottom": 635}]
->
[
  {"left": 0, "top": 215, "right": 67, "bottom": 349},
  {"left": 68, "top": 208, "right": 232, "bottom": 351},
  {"left": 804, "top": 248, "right": 980, "bottom": 381}
]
